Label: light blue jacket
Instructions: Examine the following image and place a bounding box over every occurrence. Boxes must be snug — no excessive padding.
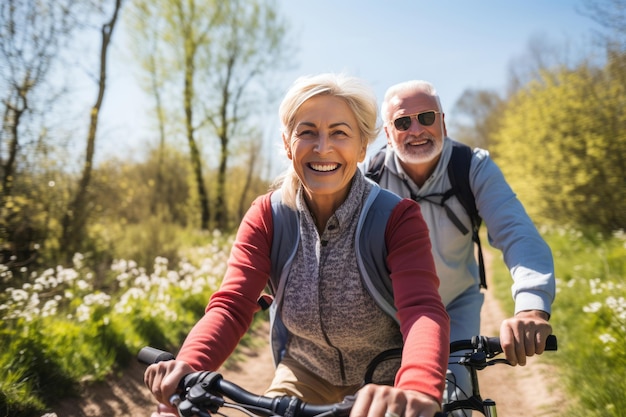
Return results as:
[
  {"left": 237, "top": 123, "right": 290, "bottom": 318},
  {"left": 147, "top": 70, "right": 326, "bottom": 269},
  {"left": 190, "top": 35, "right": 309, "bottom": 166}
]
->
[{"left": 365, "top": 137, "right": 555, "bottom": 314}]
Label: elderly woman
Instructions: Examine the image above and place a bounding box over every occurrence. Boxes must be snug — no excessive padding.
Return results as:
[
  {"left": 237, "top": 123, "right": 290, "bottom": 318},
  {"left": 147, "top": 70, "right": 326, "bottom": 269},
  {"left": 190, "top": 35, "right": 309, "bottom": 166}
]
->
[{"left": 144, "top": 73, "right": 449, "bottom": 417}]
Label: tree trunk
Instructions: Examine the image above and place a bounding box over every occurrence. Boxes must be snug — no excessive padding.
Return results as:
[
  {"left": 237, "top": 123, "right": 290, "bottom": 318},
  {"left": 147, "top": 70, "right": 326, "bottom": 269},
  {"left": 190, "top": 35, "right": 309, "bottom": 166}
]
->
[
  {"left": 1, "top": 99, "right": 25, "bottom": 202},
  {"left": 60, "top": 0, "right": 122, "bottom": 263},
  {"left": 183, "top": 47, "right": 210, "bottom": 230},
  {"left": 150, "top": 54, "right": 167, "bottom": 218},
  {"left": 215, "top": 132, "right": 228, "bottom": 229},
  {"left": 237, "top": 141, "right": 260, "bottom": 220}
]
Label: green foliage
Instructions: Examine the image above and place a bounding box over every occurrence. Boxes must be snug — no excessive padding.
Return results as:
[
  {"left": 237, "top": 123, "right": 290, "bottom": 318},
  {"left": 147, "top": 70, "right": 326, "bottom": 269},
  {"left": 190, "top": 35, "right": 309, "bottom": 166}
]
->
[
  {"left": 93, "top": 147, "right": 193, "bottom": 227},
  {"left": 0, "top": 350, "right": 45, "bottom": 417},
  {"left": 0, "top": 167, "right": 72, "bottom": 276},
  {"left": 0, "top": 230, "right": 234, "bottom": 416},
  {"left": 110, "top": 217, "right": 184, "bottom": 270},
  {"left": 489, "top": 227, "right": 626, "bottom": 417},
  {"left": 493, "top": 56, "right": 626, "bottom": 234},
  {"left": 550, "top": 229, "right": 625, "bottom": 417}
]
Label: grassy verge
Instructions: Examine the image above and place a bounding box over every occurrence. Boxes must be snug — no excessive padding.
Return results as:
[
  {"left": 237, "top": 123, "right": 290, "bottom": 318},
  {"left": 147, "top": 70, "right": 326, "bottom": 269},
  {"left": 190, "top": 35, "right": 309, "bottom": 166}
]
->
[
  {"left": 0, "top": 230, "right": 249, "bottom": 417},
  {"left": 487, "top": 227, "right": 625, "bottom": 417}
]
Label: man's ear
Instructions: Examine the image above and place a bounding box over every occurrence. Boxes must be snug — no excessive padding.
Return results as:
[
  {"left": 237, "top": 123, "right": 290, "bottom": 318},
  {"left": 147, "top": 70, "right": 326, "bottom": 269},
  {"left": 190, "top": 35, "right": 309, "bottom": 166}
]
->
[{"left": 384, "top": 125, "right": 392, "bottom": 146}]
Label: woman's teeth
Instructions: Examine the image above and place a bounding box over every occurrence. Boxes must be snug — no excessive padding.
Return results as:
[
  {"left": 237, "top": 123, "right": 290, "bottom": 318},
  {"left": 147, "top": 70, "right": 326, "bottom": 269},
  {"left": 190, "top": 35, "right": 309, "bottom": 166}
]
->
[{"left": 310, "top": 163, "right": 339, "bottom": 172}]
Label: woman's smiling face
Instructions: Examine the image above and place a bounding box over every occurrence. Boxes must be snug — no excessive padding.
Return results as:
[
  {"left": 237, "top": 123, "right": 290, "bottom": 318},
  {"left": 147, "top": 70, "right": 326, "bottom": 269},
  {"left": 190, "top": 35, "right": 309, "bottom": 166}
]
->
[{"left": 284, "top": 94, "right": 366, "bottom": 204}]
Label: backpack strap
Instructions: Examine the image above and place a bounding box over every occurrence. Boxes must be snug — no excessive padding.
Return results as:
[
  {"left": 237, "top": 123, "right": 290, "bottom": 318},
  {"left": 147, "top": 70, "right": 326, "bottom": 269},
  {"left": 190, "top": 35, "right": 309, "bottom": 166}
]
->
[
  {"left": 267, "top": 190, "right": 299, "bottom": 366},
  {"left": 357, "top": 183, "right": 402, "bottom": 323},
  {"left": 447, "top": 141, "right": 486, "bottom": 289},
  {"left": 269, "top": 190, "right": 299, "bottom": 297},
  {"left": 364, "top": 146, "right": 387, "bottom": 183}
]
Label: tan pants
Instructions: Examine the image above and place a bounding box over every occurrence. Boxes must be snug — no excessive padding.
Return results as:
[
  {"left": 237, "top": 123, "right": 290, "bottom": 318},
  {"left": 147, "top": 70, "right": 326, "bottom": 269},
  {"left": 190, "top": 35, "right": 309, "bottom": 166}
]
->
[{"left": 264, "top": 355, "right": 362, "bottom": 405}]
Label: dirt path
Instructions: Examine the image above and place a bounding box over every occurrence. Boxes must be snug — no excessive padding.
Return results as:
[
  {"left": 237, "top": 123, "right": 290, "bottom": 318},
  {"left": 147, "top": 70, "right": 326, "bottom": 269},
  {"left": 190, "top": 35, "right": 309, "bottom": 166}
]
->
[
  {"left": 44, "top": 323, "right": 275, "bottom": 417},
  {"left": 475, "top": 249, "right": 564, "bottom": 416},
  {"left": 47, "top": 251, "right": 562, "bottom": 417}
]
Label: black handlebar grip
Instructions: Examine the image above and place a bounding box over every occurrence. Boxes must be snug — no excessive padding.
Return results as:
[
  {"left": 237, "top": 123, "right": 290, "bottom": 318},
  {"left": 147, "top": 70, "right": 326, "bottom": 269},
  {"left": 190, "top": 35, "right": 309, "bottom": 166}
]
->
[
  {"left": 137, "top": 346, "right": 175, "bottom": 364},
  {"left": 545, "top": 334, "right": 558, "bottom": 351},
  {"left": 483, "top": 334, "right": 558, "bottom": 356}
]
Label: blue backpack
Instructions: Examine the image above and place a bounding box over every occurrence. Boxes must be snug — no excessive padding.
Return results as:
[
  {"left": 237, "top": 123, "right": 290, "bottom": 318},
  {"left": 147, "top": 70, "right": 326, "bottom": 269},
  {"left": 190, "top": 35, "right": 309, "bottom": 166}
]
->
[{"left": 265, "top": 182, "right": 402, "bottom": 365}]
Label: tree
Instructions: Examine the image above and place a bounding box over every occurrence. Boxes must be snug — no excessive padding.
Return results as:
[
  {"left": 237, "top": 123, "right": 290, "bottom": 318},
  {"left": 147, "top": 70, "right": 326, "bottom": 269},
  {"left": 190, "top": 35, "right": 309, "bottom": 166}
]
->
[
  {"left": 124, "top": 0, "right": 172, "bottom": 218},
  {"left": 60, "top": 0, "right": 123, "bottom": 263},
  {"left": 493, "top": 61, "right": 625, "bottom": 233},
  {"left": 1, "top": 0, "right": 70, "bottom": 200},
  {"left": 126, "top": 0, "right": 223, "bottom": 231},
  {"left": 205, "top": 0, "right": 290, "bottom": 229},
  {"left": 126, "top": 0, "right": 291, "bottom": 230},
  {"left": 492, "top": 0, "right": 626, "bottom": 233},
  {"left": 449, "top": 88, "right": 504, "bottom": 149},
  {"left": 580, "top": 0, "right": 626, "bottom": 49},
  {"left": 0, "top": 0, "right": 89, "bottom": 266},
  {"left": 237, "top": 137, "right": 263, "bottom": 220}
]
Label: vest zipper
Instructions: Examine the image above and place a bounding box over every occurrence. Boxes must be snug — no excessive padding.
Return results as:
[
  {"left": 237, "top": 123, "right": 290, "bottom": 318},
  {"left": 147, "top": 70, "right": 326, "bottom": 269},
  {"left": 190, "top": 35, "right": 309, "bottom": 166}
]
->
[{"left": 318, "top": 238, "right": 348, "bottom": 384}]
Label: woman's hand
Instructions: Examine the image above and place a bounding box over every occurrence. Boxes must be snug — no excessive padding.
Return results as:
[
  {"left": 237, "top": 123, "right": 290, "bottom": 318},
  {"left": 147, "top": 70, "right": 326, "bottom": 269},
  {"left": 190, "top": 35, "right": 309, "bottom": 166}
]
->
[
  {"left": 144, "top": 359, "right": 196, "bottom": 408},
  {"left": 350, "top": 384, "right": 440, "bottom": 417}
]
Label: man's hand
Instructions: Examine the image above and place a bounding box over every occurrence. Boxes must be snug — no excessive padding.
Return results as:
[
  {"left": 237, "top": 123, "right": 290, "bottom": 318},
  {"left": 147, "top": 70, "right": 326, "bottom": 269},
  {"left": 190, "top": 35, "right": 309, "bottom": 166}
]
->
[{"left": 499, "top": 310, "right": 552, "bottom": 366}]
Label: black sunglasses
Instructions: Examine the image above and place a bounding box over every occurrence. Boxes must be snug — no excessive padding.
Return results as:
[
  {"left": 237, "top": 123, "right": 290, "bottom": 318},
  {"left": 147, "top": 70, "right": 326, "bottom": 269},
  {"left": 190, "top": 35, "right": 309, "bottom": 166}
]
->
[{"left": 392, "top": 111, "right": 440, "bottom": 131}]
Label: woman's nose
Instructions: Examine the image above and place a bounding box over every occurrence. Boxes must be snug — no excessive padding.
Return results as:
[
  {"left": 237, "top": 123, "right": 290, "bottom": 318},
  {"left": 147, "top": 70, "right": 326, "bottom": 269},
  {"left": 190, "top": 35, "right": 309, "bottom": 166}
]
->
[{"left": 314, "top": 133, "right": 331, "bottom": 153}]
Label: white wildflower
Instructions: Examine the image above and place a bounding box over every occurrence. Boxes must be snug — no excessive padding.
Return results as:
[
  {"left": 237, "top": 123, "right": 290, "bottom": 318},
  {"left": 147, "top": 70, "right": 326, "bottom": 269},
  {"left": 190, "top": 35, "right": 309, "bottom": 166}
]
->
[
  {"left": 11, "top": 289, "right": 29, "bottom": 302},
  {"left": 599, "top": 333, "right": 616, "bottom": 344},
  {"left": 76, "top": 304, "right": 90, "bottom": 322},
  {"left": 582, "top": 302, "right": 602, "bottom": 313}
]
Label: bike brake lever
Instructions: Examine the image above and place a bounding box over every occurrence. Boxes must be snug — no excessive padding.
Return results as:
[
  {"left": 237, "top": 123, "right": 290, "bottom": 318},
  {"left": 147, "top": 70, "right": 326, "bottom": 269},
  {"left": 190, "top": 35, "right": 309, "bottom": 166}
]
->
[{"left": 485, "top": 358, "right": 512, "bottom": 367}]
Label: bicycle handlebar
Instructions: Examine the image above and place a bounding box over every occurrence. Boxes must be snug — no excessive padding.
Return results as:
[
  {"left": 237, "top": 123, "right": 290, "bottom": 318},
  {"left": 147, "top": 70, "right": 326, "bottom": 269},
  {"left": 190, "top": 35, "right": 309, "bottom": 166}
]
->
[
  {"left": 359, "top": 334, "right": 557, "bottom": 387},
  {"left": 138, "top": 334, "right": 558, "bottom": 417},
  {"left": 450, "top": 334, "right": 558, "bottom": 357},
  {"left": 138, "top": 346, "right": 176, "bottom": 363},
  {"left": 139, "top": 347, "right": 356, "bottom": 417}
]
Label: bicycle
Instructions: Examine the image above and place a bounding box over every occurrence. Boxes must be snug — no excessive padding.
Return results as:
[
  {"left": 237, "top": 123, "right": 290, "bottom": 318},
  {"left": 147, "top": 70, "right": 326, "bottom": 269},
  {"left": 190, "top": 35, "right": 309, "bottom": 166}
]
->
[{"left": 138, "top": 334, "right": 557, "bottom": 417}]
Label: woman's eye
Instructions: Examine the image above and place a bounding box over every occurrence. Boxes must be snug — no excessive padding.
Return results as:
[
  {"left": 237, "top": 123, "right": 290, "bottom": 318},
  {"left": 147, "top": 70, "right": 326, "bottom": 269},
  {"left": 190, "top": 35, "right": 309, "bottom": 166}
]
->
[
  {"left": 296, "top": 130, "right": 316, "bottom": 139},
  {"left": 332, "top": 129, "right": 349, "bottom": 138}
]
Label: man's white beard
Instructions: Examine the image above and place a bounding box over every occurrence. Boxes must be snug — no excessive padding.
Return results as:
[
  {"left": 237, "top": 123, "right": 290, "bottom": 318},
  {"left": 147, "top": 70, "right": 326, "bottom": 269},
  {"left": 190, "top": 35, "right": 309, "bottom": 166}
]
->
[{"left": 393, "top": 135, "right": 443, "bottom": 165}]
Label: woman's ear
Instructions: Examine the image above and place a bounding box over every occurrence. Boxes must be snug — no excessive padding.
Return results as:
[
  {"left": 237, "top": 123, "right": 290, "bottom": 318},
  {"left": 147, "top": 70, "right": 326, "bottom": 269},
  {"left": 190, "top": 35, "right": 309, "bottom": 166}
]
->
[
  {"left": 358, "top": 142, "right": 367, "bottom": 163},
  {"left": 282, "top": 131, "right": 293, "bottom": 160}
]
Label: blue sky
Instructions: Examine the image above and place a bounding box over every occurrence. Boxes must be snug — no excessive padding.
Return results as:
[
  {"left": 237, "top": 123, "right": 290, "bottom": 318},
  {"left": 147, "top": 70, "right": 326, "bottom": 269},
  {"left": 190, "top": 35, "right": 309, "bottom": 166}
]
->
[
  {"left": 276, "top": 0, "right": 597, "bottom": 112},
  {"left": 98, "top": 0, "right": 600, "bottom": 161}
]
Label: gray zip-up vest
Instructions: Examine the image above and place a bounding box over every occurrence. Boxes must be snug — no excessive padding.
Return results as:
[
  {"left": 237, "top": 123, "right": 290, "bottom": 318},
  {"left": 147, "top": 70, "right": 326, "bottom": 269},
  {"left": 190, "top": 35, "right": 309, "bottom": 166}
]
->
[{"left": 267, "top": 183, "right": 401, "bottom": 365}]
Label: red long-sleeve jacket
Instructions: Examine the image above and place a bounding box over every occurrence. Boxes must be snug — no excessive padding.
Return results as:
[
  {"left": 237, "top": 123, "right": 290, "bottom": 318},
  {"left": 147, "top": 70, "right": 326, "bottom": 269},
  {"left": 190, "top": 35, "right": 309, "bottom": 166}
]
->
[{"left": 177, "top": 190, "right": 449, "bottom": 402}]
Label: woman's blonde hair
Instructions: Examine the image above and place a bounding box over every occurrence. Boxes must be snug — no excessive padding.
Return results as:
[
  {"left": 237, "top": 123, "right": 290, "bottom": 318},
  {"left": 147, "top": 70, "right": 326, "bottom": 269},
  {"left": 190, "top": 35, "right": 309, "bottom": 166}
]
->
[{"left": 272, "top": 73, "right": 380, "bottom": 207}]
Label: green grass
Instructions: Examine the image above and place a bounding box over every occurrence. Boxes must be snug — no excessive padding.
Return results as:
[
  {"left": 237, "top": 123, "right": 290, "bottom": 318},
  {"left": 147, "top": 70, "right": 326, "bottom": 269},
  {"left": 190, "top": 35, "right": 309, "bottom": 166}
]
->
[{"left": 488, "top": 227, "right": 626, "bottom": 417}]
